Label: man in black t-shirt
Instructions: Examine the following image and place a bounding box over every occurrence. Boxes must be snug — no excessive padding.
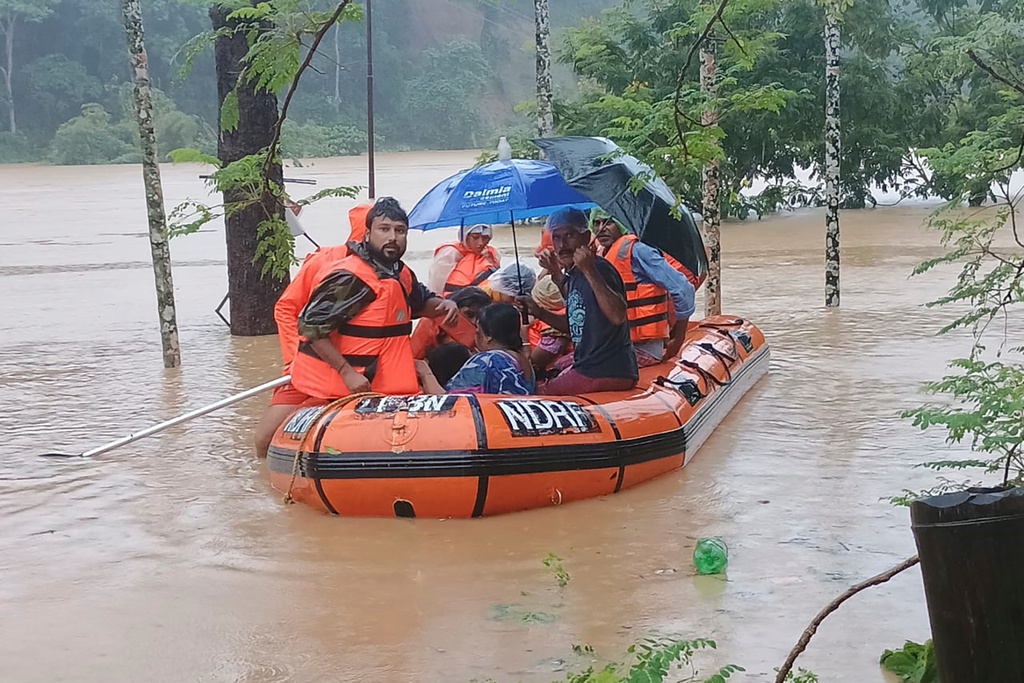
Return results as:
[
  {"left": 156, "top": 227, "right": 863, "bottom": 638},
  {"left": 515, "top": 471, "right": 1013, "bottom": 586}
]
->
[{"left": 520, "top": 208, "right": 638, "bottom": 395}]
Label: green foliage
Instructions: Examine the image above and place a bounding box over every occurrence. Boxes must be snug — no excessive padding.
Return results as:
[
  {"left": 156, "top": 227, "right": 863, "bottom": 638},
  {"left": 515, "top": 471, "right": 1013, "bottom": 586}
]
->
[
  {"left": 168, "top": 148, "right": 221, "bottom": 166},
  {"left": 280, "top": 120, "right": 366, "bottom": 158},
  {"left": 404, "top": 40, "right": 491, "bottom": 149},
  {"left": 556, "top": 0, "right": 814, "bottom": 218},
  {"left": 47, "top": 103, "right": 135, "bottom": 165},
  {"left": 21, "top": 54, "right": 103, "bottom": 134},
  {"left": 880, "top": 640, "right": 939, "bottom": 683},
  {"left": 780, "top": 668, "right": 819, "bottom": 683},
  {"left": 900, "top": 7, "right": 1024, "bottom": 503},
  {"left": 0, "top": 131, "right": 38, "bottom": 162},
  {"left": 220, "top": 90, "right": 240, "bottom": 133},
  {"left": 166, "top": 147, "right": 359, "bottom": 277},
  {"left": 552, "top": 637, "right": 742, "bottom": 683},
  {"left": 543, "top": 552, "right": 571, "bottom": 588}
]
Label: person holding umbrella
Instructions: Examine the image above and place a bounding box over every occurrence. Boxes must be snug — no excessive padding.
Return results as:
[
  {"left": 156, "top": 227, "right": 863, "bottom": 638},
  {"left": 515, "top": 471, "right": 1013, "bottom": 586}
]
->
[
  {"left": 428, "top": 223, "right": 501, "bottom": 297},
  {"left": 590, "top": 208, "right": 695, "bottom": 365},
  {"left": 519, "top": 207, "right": 638, "bottom": 396}
]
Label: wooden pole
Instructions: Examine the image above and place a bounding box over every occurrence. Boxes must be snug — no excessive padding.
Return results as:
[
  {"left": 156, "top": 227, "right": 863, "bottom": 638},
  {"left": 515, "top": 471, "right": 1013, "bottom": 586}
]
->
[
  {"left": 699, "top": 4, "right": 721, "bottom": 317},
  {"left": 911, "top": 488, "right": 1024, "bottom": 681},
  {"left": 533, "top": 0, "right": 554, "bottom": 137},
  {"left": 823, "top": 3, "right": 841, "bottom": 307},
  {"left": 366, "top": 0, "right": 375, "bottom": 198},
  {"left": 121, "top": 0, "right": 181, "bottom": 368}
]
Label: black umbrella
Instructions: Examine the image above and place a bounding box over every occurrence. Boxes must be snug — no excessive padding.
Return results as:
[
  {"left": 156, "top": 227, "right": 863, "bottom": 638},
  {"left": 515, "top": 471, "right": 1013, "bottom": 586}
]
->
[{"left": 533, "top": 136, "right": 708, "bottom": 281}]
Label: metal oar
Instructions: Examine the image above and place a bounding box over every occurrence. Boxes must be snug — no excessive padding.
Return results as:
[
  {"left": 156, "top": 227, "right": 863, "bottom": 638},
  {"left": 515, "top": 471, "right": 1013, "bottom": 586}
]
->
[{"left": 40, "top": 375, "right": 292, "bottom": 458}]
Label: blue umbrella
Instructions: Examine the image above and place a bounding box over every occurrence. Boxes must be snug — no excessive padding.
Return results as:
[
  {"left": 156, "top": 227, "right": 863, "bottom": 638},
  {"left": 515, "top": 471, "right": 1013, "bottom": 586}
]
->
[{"left": 407, "top": 159, "right": 595, "bottom": 230}]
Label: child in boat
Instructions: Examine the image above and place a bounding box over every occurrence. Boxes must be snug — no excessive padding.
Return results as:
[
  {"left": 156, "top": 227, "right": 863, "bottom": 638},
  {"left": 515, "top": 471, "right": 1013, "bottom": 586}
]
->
[
  {"left": 416, "top": 303, "right": 535, "bottom": 395},
  {"left": 528, "top": 274, "right": 572, "bottom": 375},
  {"left": 410, "top": 286, "right": 491, "bottom": 359},
  {"left": 424, "top": 342, "right": 472, "bottom": 387}
]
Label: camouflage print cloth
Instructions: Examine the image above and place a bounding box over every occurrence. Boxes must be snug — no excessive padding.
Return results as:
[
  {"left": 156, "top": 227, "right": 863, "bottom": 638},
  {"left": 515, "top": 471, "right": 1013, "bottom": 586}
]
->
[{"left": 298, "top": 241, "right": 436, "bottom": 341}]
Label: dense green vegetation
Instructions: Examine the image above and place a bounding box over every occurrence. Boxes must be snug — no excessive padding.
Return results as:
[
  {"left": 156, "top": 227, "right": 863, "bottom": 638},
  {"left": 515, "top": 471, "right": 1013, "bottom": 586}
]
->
[
  {"left": 547, "top": 0, "right": 1024, "bottom": 212},
  {"left": 0, "top": 0, "right": 616, "bottom": 164}
]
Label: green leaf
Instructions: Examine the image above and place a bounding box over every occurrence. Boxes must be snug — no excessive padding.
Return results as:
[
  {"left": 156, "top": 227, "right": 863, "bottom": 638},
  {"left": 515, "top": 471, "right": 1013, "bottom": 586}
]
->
[
  {"left": 167, "top": 148, "right": 221, "bottom": 167},
  {"left": 220, "top": 90, "right": 239, "bottom": 133}
]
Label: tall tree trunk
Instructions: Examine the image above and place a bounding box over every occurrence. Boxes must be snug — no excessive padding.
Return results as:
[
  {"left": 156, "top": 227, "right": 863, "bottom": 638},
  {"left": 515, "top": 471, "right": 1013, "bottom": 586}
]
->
[
  {"left": 333, "top": 22, "right": 341, "bottom": 107},
  {"left": 210, "top": 5, "right": 288, "bottom": 336},
  {"left": 3, "top": 17, "right": 15, "bottom": 134},
  {"left": 700, "top": 21, "right": 721, "bottom": 317},
  {"left": 824, "top": 6, "right": 841, "bottom": 307},
  {"left": 121, "top": 0, "right": 181, "bottom": 368},
  {"left": 533, "top": 0, "right": 553, "bottom": 137}
]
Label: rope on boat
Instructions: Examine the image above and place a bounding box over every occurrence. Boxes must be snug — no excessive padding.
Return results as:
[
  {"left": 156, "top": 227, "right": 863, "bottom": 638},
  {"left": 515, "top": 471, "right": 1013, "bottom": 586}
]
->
[{"left": 283, "top": 392, "right": 381, "bottom": 505}]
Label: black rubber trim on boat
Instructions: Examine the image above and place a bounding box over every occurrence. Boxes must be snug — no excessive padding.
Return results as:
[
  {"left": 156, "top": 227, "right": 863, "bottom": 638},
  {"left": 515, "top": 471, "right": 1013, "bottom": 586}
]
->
[
  {"left": 576, "top": 396, "right": 622, "bottom": 441},
  {"left": 467, "top": 395, "right": 490, "bottom": 516},
  {"left": 311, "top": 409, "right": 340, "bottom": 515},
  {"left": 467, "top": 394, "right": 489, "bottom": 450},
  {"left": 472, "top": 476, "right": 490, "bottom": 518},
  {"left": 615, "top": 465, "right": 626, "bottom": 493},
  {"left": 266, "top": 346, "right": 770, "bottom": 481}
]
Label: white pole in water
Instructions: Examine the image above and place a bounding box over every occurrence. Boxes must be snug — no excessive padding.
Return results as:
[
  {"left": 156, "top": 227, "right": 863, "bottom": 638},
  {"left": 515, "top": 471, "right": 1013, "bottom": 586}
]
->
[
  {"left": 41, "top": 376, "right": 292, "bottom": 458},
  {"left": 121, "top": 0, "right": 181, "bottom": 368}
]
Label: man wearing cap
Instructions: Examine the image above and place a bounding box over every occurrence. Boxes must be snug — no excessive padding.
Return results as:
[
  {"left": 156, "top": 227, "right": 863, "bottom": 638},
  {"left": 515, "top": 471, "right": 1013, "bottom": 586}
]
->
[
  {"left": 590, "top": 208, "right": 695, "bottom": 365},
  {"left": 429, "top": 223, "right": 501, "bottom": 297},
  {"left": 519, "top": 207, "right": 638, "bottom": 395}
]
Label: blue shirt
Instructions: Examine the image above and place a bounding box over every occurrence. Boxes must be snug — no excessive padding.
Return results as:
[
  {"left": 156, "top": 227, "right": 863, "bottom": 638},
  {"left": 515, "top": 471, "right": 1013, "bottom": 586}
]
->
[{"left": 564, "top": 257, "right": 638, "bottom": 380}]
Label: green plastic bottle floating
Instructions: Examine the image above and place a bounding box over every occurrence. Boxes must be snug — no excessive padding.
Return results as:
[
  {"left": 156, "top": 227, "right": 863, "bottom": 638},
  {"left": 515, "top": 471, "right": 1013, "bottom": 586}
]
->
[{"left": 693, "top": 537, "right": 728, "bottom": 575}]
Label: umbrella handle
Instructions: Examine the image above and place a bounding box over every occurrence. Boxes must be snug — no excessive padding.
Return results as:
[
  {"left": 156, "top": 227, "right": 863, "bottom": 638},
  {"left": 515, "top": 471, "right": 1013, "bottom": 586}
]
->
[{"left": 509, "top": 214, "right": 530, "bottom": 324}]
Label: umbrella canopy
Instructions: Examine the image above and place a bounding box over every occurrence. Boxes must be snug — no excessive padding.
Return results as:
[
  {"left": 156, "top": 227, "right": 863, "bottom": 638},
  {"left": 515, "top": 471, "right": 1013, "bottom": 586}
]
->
[
  {"left": 533, "top": 136, "right": 708, "bottom": 280},
  {"left": 407, "top": 159, "right": 595, "bottom": 230}
]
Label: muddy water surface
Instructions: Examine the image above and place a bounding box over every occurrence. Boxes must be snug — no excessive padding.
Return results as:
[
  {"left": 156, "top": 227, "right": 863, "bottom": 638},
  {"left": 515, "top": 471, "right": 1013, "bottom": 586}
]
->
[{"left": 0, "top": 153, "right": 973, "bottom": 682}]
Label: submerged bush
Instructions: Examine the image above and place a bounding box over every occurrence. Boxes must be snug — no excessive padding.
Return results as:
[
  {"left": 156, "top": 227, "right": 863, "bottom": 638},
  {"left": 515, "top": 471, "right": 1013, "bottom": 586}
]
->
[{"left": 47, "top": 103, "right": 134, "bottom": 165}]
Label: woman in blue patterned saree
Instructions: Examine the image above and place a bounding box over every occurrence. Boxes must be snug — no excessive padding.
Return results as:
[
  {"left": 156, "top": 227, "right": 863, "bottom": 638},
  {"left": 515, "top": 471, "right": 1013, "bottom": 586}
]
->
[{"left": 415, "top": 303, "right": 535, "bottom": 395}]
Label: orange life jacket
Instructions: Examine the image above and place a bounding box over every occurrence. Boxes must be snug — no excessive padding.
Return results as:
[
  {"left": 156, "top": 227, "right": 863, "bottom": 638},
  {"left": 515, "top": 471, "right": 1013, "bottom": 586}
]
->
[
  {"left": 289, "top": 253, "right": 419, "bottom": 399},
  {"left": 435, "top": 241, "right": 500, "bottom": 296},
  {"left": 606, "top": 234, "right": 670, "bottom": 343},
  {"left": 274, "top": 244, "right": 351, "bottom": 367},
  {"left": 663, "top": 251, "right": 704, "bottom": 291}
]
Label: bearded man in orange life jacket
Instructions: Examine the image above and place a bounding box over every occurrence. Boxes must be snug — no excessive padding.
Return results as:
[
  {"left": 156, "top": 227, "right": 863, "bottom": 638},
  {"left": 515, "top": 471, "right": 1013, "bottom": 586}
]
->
[
  {"left": 253, "top": 203, "right": 372, "bottom": 458},
  {"left": 428, "top": 223, "right": 501, "bottom": 297},
  {"left": 589, "top": 208, "right": 695, "bottom": 366},
  {"left": 252, "top": 198, "right": 458, "bottom": 458}
]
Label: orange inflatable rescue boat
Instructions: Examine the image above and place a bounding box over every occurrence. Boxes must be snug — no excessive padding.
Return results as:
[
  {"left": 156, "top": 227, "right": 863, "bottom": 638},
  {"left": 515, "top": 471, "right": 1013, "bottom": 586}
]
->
[{"left": 268, "top": 316, "right": 769, "bottom": 518}]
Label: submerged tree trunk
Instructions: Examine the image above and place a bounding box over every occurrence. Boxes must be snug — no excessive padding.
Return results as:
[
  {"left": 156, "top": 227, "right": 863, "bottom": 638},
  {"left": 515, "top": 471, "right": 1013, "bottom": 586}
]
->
[
  {"left": 824, "top": 6, "right": 841, "bottom": 307},
  {"left": 533, "top": 0, "right": 553, "bottom": 137},
  {"left": 2, "top": 17, "right": 15, "bottom": 134},
  {"left": 121, "top": 0, "right": 181, "bottom": 368},
  {"left": 700, "top": 20, "right": 721, "bottom": 317},
  {"left": 333, "top": 22, "right": 341, "bottom": 107},
  {"left": 210, "top": 5, "right": 288, "bottom": 336}
]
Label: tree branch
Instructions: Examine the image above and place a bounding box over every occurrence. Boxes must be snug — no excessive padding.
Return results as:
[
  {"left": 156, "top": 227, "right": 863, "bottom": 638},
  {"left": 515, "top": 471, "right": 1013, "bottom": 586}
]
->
[
  {"left": 774, "top": 556, "right": 921, "bottom": 683},
  {"left": 672, "top": 0, "right": 729, "bottom": 153},
  {"left": 261, "top": 0, "right": 352, "bottom": 186},
  {"left": 968, "top": 49, "right": 1024, "bottom": 99}
]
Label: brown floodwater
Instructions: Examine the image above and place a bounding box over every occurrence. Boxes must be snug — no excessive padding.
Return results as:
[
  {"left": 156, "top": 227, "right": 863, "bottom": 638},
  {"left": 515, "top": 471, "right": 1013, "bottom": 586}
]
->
[{"left": 0, "top": 152, "right": 979, "bottom": 682}]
